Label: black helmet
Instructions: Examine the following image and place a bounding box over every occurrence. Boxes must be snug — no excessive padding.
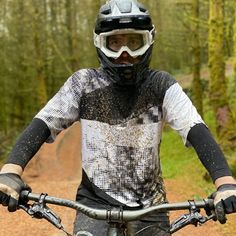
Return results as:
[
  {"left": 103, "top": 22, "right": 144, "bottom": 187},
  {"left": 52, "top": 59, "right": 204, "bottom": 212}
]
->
[{"left": 94, "top": 0, "right": 155, "bottom": 86}]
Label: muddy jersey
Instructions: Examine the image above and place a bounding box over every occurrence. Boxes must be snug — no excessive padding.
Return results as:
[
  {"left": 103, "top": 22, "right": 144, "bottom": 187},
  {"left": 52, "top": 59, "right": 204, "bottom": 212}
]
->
[{"left": 35, "top": 68, "right": 204, "bottom": 207}]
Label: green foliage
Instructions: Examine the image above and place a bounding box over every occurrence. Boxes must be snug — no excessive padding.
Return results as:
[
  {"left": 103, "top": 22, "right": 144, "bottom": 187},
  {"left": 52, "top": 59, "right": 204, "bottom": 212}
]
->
[
  {"left": 227, "top": 73, "right": 236, "bottom": 119},
  {"left": 160, "top": 127, "right": 196, "bottom": 179},
  {"left": 208, "top": 0, "right": 236, "bottom": 150},
  {"left": 0, "top": 0, "right": 102, "bottom": 135},
  {"left": 0, "top": 130, "right": 20, "bottom": 165},
  {"left": 160, "top": 126, "right": 216, "bottom": 195},
  {"left": 160, "top": 125, "right": 236, "bottom": 196}
]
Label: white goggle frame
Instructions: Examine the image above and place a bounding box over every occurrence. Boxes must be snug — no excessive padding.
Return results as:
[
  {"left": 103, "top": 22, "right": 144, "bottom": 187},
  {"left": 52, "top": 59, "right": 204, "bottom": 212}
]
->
[{"left": 94, "top": 27, "right": 155, "bottom": 59}]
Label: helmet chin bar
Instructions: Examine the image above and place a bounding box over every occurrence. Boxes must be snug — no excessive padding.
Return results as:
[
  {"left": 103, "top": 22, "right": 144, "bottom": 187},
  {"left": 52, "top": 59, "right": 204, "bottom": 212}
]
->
[
  {"left": 97, "top": 46, "right": 153, "bottom": 87},
  {"left": 116, "top": 64, "right": 135, "bottom": 82}
]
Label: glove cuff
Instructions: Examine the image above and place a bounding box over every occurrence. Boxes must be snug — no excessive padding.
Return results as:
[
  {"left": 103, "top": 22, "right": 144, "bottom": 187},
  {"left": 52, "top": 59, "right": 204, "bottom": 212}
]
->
[
  {"left": 0, "top": 173, "right": 22, "bottom": 180},
  {"left": 217, "top": 184, "right": 236, "bottom": 191}
]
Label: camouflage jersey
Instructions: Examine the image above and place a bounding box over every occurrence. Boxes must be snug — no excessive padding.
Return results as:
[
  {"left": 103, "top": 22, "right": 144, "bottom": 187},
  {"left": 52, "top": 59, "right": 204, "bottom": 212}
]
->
[{"left": 35, "top": 68, "right": 204, "bottom": 207}]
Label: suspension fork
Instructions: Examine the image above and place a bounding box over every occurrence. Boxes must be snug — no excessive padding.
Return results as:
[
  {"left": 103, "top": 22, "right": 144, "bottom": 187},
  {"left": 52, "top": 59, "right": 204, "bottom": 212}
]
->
[{"left": 107, "top": 222, "right": 129, "bottom": 236}]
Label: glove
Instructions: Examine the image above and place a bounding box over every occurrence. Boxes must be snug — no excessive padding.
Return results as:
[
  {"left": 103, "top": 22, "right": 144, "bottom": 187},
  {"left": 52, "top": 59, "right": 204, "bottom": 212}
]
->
[
  {"left": 0, "top": 173, "right": 31, "bottom": 212},
  {"left": 213, "top": 184, "right": 236, "bottom": 224}
]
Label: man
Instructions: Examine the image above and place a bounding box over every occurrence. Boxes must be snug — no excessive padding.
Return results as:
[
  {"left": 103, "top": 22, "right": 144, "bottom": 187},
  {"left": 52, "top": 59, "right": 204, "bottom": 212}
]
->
[{"left": 0, "top": 0, "right": 236, "bottom": 235}]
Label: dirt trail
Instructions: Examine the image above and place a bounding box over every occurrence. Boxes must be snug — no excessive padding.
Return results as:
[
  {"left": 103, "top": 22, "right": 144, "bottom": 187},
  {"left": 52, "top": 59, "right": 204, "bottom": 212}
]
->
[{"left": 0, "top": 123, "right": 235, "bottom": 236}]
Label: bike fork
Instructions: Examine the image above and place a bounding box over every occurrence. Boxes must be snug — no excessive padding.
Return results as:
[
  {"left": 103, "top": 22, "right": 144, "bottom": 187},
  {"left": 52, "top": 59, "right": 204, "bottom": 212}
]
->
[{"left": 107, "top": 222, "right": 129, "bottom": 236}]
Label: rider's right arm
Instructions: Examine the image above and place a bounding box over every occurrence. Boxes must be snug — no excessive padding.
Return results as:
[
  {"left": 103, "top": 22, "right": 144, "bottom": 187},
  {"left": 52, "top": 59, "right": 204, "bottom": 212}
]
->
[
  {"left": 0, "top": 118, "right": 50, "bottom": 211},
  {"left": 4, "top": 118, "right": 51, "bottom": 170},
  {"left": 0, "top": 117, "right": 50, "bottom": 174}
]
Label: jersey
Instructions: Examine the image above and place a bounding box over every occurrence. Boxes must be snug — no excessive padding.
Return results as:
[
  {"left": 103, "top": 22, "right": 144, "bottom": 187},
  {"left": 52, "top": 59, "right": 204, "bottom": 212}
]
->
[{"left": 35, "top": 68, "right": 204, "bottom": 207}]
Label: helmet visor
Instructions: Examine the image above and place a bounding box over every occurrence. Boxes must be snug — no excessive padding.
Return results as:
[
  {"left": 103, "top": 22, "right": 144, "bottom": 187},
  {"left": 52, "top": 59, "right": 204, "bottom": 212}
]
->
[{"left": 94, "top": 28, "right": 155, "bottom": 59}]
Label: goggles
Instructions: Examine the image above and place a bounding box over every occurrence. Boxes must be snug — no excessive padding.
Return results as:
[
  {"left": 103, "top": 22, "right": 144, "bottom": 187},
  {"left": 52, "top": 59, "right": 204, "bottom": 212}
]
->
[{"left": 94, "top": 28, "right": 155, "bottom": 59}]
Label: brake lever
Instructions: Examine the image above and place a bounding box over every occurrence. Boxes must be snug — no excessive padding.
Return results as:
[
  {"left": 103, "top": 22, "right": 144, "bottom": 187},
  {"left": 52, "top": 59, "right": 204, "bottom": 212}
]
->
[
  {"left": 18, "top": 193, "right": 72, "bottom": 236},
  {"left": 169, "top": 200, "right": 216, "bottom": 234}
]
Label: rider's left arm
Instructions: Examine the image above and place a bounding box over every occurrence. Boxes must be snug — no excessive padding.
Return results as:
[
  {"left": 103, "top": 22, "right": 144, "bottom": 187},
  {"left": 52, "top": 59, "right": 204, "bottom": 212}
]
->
[{"left": 187, "top": 123, "right": 236, "bottom": 223}]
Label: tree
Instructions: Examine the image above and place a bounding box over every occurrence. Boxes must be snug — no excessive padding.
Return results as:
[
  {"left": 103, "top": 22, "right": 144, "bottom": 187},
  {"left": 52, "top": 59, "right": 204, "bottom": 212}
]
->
[
  {"left": 0, "top": 0, "right": 9, "bottom": 133},
  {"left": 191, "top": 0, "right": 203, "bottom": 116},
  {"left": 224, "top": 0, "right": 235, "bottom": 58},
  {"left": 233, "top": 1, "right": 236, "bottom": 81},
  {"left": 7, "top": 0, "right": 37, "bottom": 128},
  {"left": 76, "top": 0, "right": 101, "bottom": 68},
  {"left": 32, "top": 0, "right": 48, "bottom": 107},
  {"left": 174, "top": 0, "right": 205, "bottom": 116},
  {"left": 208, "top": 0, "right": 236, "bottom": 150}
]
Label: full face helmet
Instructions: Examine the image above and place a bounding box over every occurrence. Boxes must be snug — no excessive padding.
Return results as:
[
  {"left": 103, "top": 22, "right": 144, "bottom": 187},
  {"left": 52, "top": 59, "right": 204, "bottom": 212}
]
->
[{"left": 94, "top": 0, "right": 155, "bottom": 86}]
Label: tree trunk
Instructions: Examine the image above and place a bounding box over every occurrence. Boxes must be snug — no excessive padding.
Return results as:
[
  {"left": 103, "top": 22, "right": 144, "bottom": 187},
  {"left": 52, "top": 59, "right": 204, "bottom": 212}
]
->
[
  {"left": 33, "top": 1, "right": 47, "bottom": 108},
  {"left": 191, "top": 0, "right": 203, "bottom": 117},
  {"left": 0, "top": 0, "right": 8, "bottom": 133},
  {"left": 65, "top": 0, "right": 79, "bottom": 71},
  {"left": 234, "top": 2, "right": 236, "bottom": 82},
  {"left": 208, "top": 0, "right": 236, "bottom": 150},
  {"left": 12, "top": 0, "right": 27, "bottom": 128}
]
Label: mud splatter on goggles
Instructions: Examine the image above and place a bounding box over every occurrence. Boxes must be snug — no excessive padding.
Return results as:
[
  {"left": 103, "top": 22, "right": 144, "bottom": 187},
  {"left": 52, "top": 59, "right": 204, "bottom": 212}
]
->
[{"left": 94, "top": 28, "right": 155, "bottom": 59}]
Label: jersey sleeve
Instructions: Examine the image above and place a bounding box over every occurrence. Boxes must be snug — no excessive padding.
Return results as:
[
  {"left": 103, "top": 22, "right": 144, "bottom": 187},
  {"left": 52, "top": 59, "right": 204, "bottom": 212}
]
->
[
  {"left": 35, "top": 71, "right": 85, "bottom": 140},
  {"left": 163, "top": 83, "right": 205, "bottom": 146}
]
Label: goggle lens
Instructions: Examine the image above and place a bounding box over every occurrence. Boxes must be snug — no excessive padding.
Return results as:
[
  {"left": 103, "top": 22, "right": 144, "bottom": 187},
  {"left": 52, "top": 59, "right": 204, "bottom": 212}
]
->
[{"left": 107, "top": 34, "right": 144, "bottom": 52}]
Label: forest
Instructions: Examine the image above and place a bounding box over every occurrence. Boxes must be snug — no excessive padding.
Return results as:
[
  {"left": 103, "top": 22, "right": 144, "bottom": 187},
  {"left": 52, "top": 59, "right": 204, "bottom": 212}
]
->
[{"left": 1, "top": 0, "right": 236, "bottom": 161}]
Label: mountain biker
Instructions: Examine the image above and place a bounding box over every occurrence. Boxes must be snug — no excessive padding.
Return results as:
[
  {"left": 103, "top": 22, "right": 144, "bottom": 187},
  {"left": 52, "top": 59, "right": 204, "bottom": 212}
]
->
[{"left": 0, "top": 0, "right": 236, "bottom": 235}]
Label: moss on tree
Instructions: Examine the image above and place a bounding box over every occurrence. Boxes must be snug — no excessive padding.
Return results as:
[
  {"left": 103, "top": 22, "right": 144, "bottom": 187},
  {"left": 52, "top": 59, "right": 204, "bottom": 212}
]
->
[{"left": 208, "top": 0, "right": 236, "bottom": 151}]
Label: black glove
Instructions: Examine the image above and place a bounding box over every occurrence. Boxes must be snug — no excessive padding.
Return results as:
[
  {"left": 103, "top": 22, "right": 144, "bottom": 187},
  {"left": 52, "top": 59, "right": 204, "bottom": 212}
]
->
[
  {"left": 213, "top": 184, "right": 236, "bottom": 224},
  {"left": 0, "top": 173, "right": 31, "bottom": 212}
]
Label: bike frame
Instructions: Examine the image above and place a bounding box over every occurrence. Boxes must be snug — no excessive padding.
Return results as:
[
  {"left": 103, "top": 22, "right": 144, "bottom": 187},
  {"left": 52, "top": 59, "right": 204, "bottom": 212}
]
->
[{"left": 19, "top": 190, "right": 216, "bottom": 236}]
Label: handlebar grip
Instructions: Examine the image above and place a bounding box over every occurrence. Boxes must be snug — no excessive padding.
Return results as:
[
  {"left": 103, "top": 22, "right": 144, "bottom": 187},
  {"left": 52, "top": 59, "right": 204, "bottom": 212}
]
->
[
  {"left": 206, "top": 198, "right": 214, "bottom": 208},
  {"left": 20, "top": 190, "right": 31, "bottom": 201}
]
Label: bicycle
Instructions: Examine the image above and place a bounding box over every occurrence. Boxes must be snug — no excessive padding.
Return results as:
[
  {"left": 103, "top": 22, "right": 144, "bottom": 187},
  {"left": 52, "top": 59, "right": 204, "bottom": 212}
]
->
[{"left": 17, "top": 190, "right": 217, "bottom": 236}]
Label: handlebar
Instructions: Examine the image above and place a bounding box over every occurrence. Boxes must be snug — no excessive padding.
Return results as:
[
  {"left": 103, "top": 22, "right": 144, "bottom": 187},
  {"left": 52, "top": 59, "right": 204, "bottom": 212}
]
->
[
  {"left": 19, "top": 190, "right": 216, "bottom": 235},
  {"left": 20, "top": 190, "right": 214, "bottom": 221}
]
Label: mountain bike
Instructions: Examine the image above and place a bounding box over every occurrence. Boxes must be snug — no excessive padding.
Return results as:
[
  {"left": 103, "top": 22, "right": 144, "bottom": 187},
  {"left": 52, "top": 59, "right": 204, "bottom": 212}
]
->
[{"left": 18, "top": 190, "right": 217, "bottom": 236}]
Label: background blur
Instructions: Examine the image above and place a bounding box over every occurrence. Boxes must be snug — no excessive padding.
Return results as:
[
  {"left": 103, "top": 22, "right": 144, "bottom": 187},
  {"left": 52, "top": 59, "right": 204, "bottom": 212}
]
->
[{"left": 0, "top": 0, "right": 236, "bottom": 162}]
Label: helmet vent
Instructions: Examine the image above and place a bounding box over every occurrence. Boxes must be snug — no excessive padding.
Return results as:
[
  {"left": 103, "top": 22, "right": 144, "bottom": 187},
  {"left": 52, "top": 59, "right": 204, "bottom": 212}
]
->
[
  {"left": 116, "top": 1, "right": 132, "bottom": 13},
  {"left": 100, "top": 5, "right": 111, "bottom": 15},
  {"left": 119, "top": 17, "right": 132, "bottom": 23},
  {"left": 139, "top": 7, "right": 146, "bottom": 13},
  {"left": 136, "top": 2, "right": 147, "bottom": 13},
  {"left": 103, "top": 9, "right": 112, "bottom": 15}
]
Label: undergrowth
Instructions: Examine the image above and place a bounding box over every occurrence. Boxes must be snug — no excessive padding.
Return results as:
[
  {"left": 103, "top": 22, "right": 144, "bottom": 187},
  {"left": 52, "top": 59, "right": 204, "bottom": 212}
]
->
[{"left": 160, "top": 100, "right": 236, "bottom": 197}]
